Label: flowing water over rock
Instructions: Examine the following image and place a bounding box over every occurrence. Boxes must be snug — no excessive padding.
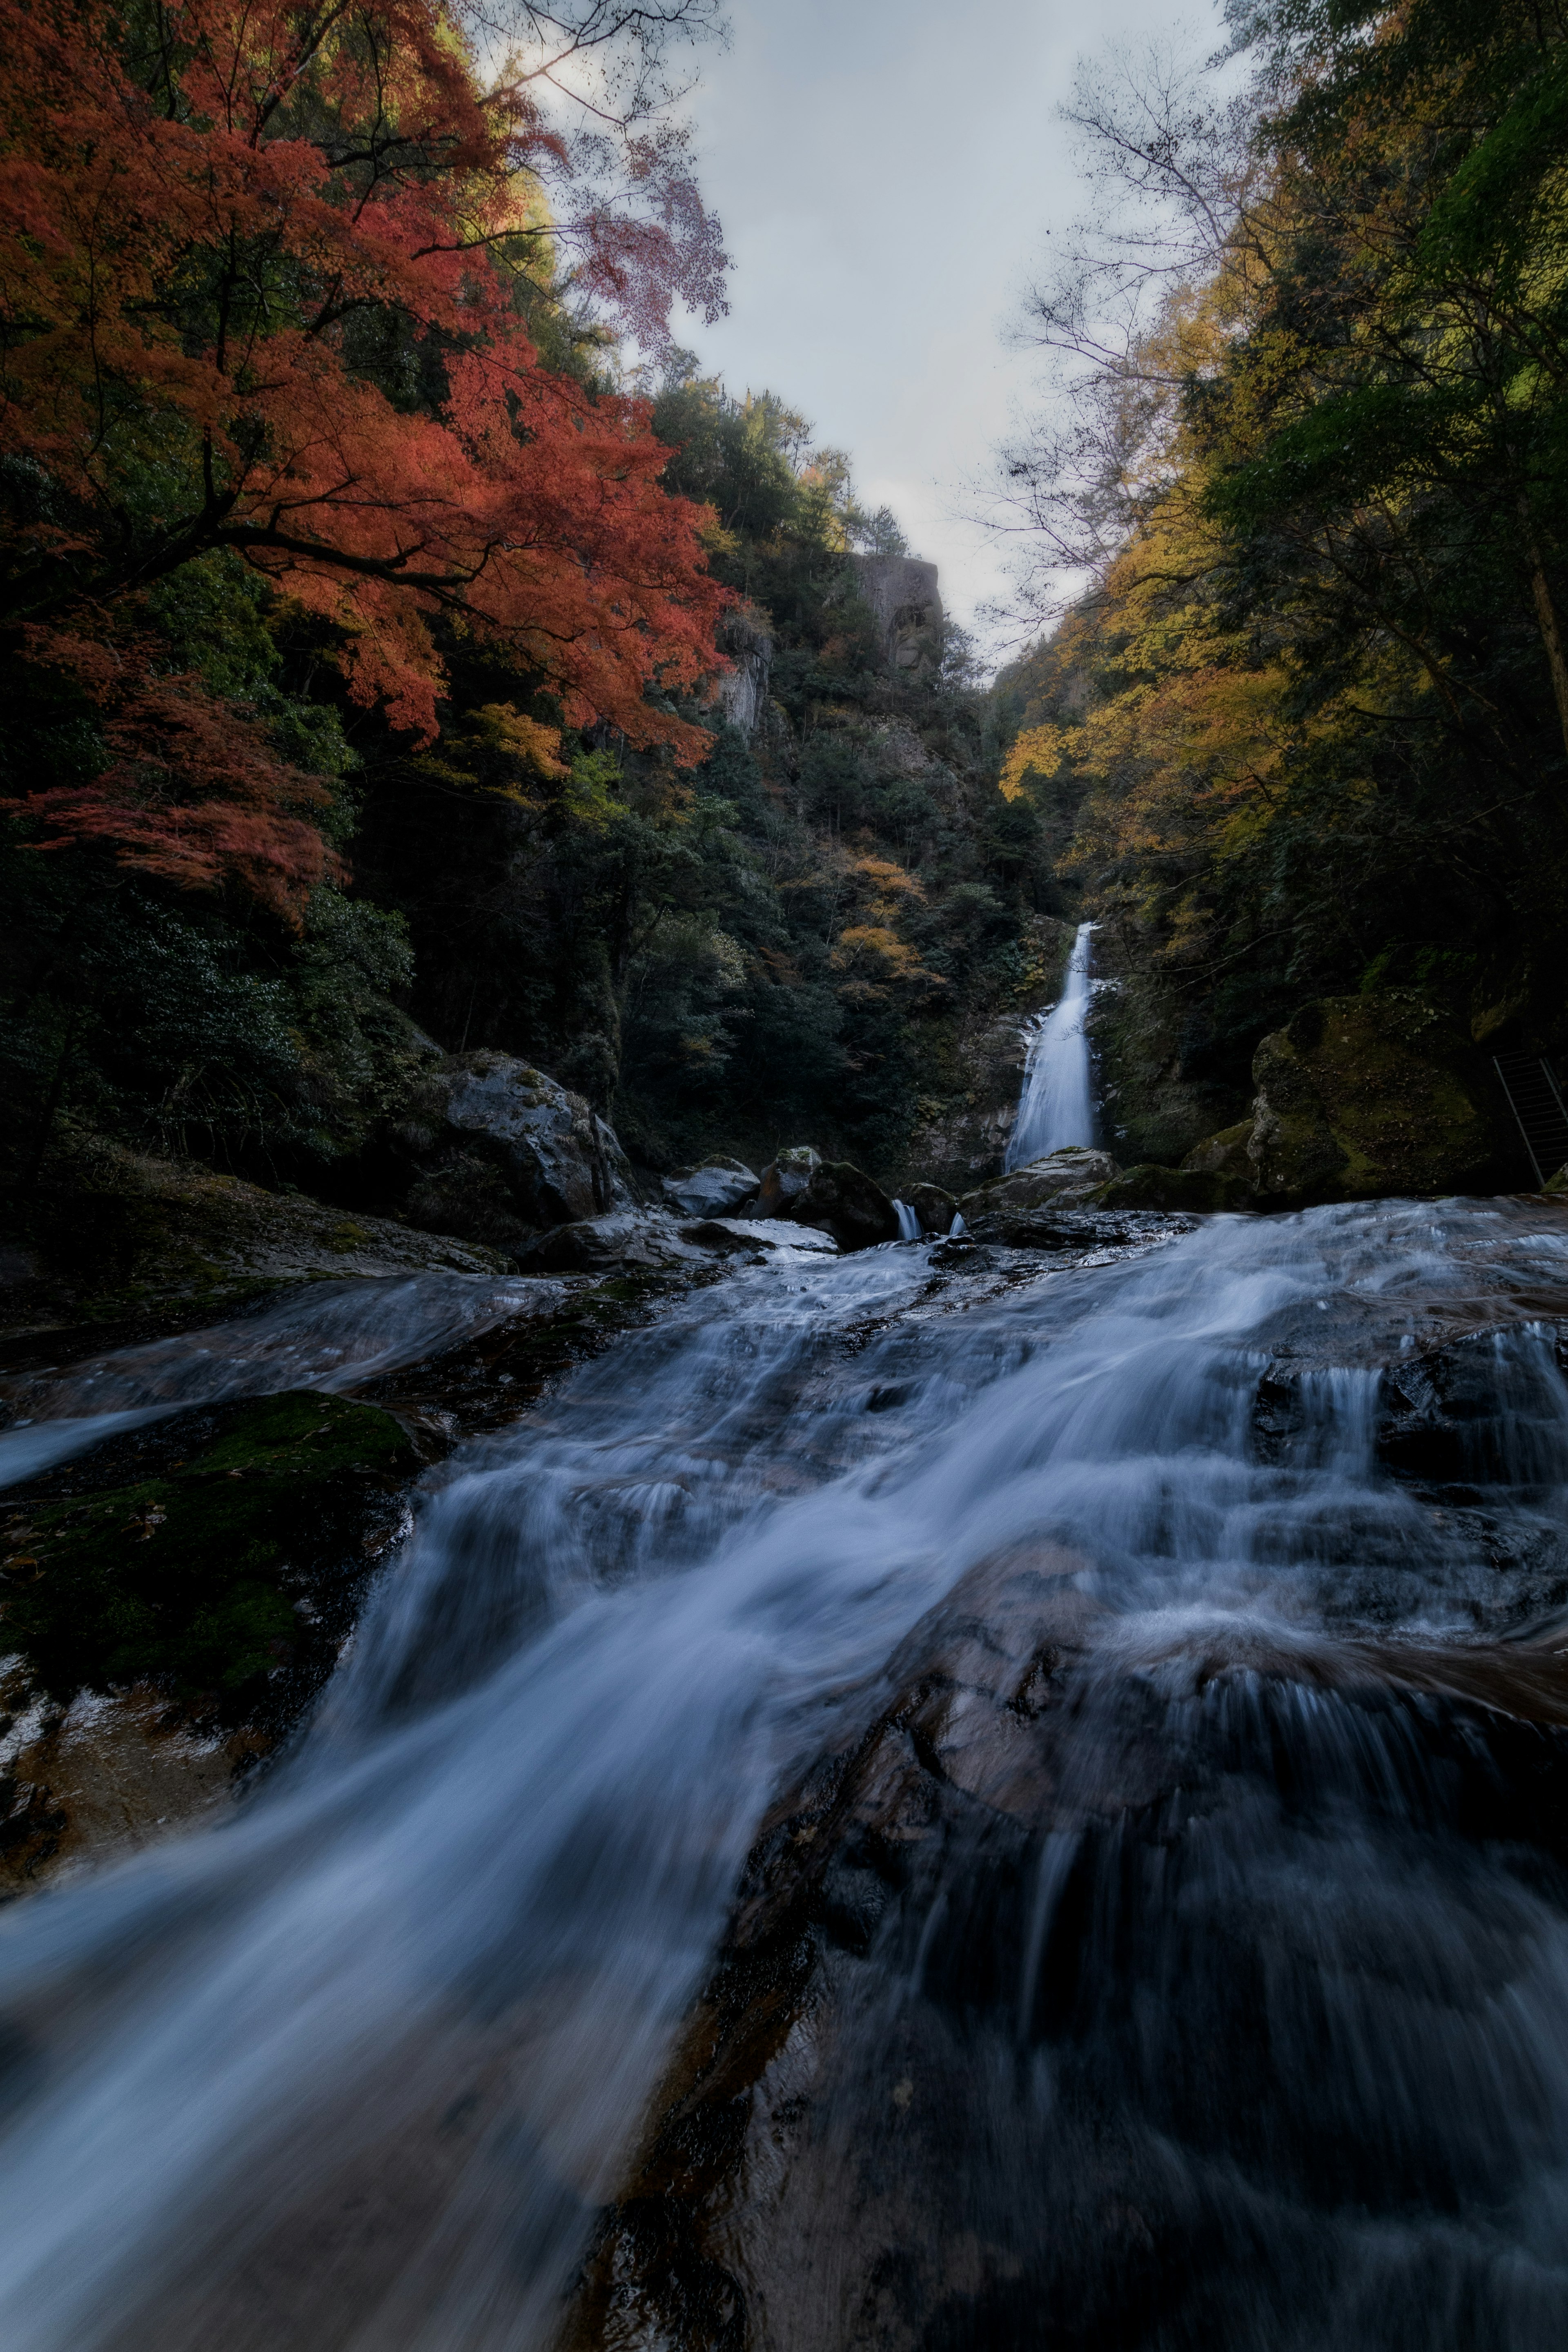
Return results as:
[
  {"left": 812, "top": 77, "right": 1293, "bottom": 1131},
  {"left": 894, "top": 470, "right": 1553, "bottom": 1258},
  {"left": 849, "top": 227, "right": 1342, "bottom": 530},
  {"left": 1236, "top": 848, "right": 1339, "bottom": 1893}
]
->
[
  {"left": 1005, "top": 922, "right": 1097, "bottom": 1170},
  {"left": 0, "top": 1275, "right": 566, "bottom": 1489},
  {"left": 2, "top": 1202, "right": 1568, "bottom": 2345}
]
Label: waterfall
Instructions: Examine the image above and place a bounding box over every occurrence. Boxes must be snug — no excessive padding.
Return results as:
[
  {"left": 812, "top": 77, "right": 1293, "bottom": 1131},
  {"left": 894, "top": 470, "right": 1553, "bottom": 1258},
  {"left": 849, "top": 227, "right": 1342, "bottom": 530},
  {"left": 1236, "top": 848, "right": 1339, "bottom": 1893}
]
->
[
  {"left": 2, "top": 1203, "right": 1568, "bottom": 2345},
  {"left": 1005, "top": 919, "right": 1096, "bottom": 1169},
  {"left": 891, "top": 1198, "right": 922, "bottom": 1241}
]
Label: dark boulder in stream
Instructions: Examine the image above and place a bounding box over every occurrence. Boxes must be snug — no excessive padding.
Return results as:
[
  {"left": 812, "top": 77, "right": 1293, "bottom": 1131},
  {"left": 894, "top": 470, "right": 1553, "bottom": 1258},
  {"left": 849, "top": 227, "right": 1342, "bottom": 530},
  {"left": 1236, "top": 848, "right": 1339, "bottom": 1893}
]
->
[
  {"left": 390, "top": 1051, "right": 636, "bottom": 1251},
  {"left": 514, "top": 1212, "right": 706, "bottom": 1274},
  {"left": 905, "top": 1182, "right": 957, "bottom": 1234},
  {"left": 661, "top": 1161, "right": 762, "bottom": 1218},
  {"left": 780, "top": 1160, "right": 901, "bottom": 1250}
]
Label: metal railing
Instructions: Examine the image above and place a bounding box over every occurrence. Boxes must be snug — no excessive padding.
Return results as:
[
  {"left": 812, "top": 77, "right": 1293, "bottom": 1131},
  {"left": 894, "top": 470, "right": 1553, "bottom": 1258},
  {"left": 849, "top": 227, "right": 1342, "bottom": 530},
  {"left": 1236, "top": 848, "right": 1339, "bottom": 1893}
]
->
[{"left": 1493, "top": 1052, "right": 1568, "bottom": 1188}]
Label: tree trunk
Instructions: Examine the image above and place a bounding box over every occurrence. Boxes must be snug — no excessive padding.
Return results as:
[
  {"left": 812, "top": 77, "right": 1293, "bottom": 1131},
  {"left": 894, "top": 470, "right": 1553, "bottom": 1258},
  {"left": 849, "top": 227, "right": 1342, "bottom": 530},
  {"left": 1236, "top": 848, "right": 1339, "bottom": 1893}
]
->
[{"left": 1519, "top": 496, "right": 1568, "bottom": 763}]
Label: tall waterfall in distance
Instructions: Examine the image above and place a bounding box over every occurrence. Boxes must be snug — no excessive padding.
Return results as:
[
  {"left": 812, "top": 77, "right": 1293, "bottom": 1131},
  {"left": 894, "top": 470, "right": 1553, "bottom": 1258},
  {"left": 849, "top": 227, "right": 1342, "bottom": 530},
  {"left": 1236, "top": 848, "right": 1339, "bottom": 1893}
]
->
[{"left": 1004, "top": 920, "right": 1096, "bottom": 1170}]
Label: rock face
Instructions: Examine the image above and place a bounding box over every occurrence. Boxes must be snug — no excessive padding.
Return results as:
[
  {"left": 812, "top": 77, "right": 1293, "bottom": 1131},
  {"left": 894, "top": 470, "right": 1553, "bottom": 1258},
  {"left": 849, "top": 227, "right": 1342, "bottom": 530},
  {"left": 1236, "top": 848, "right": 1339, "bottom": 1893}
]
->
[
  {"left": 1090, "top": 1164, "right": 1251, "bottom": 1214},
  {"left": 961, "top": 1147, "right": 1120, "bottom": 1221},
  {"left": 850, "top": 553, "right": 944, "bottom": 677},
  {"left": 1, "top": 1143, "right": 508, "bottom": 1341},
  {"left": 1243, "top": 994, "right": 1508, "bottom": 1206},
  {"left": 711, "top": 604, "right": 773, "bottom": 735},
  {"left": 661, "top": 1160, "right": 760, "bottom": 1218},
  {"left": 782, "top": 1161, "right": 901, "bottom": 1251},
  {"left": 755, "top": 1146, "right": 823, "bottom": 1217},
  {"left": 392, "top": 1051, "right": 635, "bottom": 1250},
  {"left": 906, "top": 1183, "right": 957, "bottom": 1235}
]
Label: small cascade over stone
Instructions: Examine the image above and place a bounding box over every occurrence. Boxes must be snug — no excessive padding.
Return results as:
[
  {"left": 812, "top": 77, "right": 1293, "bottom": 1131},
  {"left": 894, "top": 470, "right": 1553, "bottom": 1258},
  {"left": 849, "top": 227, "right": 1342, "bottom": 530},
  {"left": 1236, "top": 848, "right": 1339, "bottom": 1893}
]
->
[
  {"left": 1005, "top": 920, "right": 1096, "bottom": 1170},
  {"left": 9, "top": 1170, "right": 1568, "bottom": 2344},
  {"left": 891, "top": 1198, "right": 922, "bottom": 1241}
]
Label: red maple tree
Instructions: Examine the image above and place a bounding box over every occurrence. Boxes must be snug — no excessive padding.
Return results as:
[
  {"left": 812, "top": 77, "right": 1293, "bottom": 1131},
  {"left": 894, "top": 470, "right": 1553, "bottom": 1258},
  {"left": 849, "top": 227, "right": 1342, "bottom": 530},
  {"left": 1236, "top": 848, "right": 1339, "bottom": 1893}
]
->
[
  {"left": 14, "top": 624, "right": 345, "bottom": 924},
  {"left": 0, "top": 0, "right": 731, "bottom": 905}
]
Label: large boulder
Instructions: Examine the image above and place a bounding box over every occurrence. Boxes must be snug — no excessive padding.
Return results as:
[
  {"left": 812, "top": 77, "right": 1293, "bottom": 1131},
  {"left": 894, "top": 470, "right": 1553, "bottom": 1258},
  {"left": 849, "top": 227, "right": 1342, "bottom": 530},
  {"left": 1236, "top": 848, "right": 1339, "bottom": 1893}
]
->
[
  {"left": 0, "top": 1140, "right": 510, "bottom": 1340},
  {"left": 1243, "top": 994, "right": 1508, "bottom": 1207},
  {"left": 1088, "top": 1164, "right": 1250, "bottom": 1214},
  {"left": 512, "top": 1213, "right": 702, "bottom": 1276},
  {"left": 391, "top": 1052, "right": 635, "bottom": 1250},
  {"left": 781, "top": 1161, "right": 901, "bottom": 1251},
  {"left": 755, "top": 1146, "right": 823, "bottom": 1218},
  {"left": 906, "top": 1183, "right": 958, "bottom": 1235},
  {"left": 960, "top": 1146, "right": 1120, "bottom": 1220},
  {"left": 660, "top": 1160, "right": 760, "bottom": 1218},
  {"left": 1181, "top": 1120, "right": 1256, "bottom": 1189}
]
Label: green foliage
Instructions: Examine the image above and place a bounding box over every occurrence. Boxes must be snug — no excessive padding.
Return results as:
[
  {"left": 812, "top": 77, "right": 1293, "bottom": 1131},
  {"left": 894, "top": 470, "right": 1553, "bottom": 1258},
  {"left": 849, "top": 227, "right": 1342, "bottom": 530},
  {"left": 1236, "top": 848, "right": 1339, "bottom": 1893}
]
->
[
  {"left": 0, "top": 543, "right": 413, "bottom": 1182},
  {"left": 2, "top": 1392, "right": 415, "bottom": 1717},
  {"left": 1002, "top": 0, "right": 1568, "bottom": 1143}
]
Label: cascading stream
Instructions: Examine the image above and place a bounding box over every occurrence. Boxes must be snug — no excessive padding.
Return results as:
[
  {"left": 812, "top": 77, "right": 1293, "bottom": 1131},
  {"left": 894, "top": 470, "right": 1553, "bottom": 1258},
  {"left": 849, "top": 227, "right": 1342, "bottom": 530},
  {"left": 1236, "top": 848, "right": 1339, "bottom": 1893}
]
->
[
  {"left": 1004, "top": 919, "right": 1097, "bottom": 1169},
  {"left": 1, "top": 1201, "right": 1568, "bottom": 2346}
]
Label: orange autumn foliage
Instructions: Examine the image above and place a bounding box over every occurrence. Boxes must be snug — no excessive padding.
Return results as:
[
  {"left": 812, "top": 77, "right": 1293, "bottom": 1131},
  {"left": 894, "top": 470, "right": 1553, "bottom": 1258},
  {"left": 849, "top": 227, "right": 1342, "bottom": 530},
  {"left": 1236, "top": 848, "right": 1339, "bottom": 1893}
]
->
[
  {"left": 0, "top": 0, "right": 730, "bottom": 762},
  {"left": 10, "top": 626, "right": 343, "bottom": 924}
]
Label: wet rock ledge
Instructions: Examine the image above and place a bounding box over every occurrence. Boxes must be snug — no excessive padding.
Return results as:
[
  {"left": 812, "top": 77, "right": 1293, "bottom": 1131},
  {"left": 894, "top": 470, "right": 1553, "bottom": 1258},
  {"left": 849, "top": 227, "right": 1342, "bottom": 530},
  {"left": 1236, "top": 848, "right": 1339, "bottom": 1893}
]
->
[
  {"left": 0, "top": 1391, "right": 416, "bottom": 1886},
  {"left": 0, "top": 1259, "right": 725, "bottom": 1894}
]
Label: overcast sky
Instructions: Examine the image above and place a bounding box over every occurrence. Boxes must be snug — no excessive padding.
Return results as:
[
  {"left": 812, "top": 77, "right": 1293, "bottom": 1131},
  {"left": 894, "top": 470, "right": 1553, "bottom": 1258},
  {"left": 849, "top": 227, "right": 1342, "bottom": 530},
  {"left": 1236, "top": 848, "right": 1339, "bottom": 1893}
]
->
[{"left": 670, "top": 0, "right": 1221, "bottom": 655}]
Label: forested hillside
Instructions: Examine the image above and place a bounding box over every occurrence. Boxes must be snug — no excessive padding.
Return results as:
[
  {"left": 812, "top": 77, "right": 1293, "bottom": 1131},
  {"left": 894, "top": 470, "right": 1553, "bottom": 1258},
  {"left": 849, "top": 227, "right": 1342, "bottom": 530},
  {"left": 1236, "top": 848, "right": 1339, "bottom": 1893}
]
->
[
  {"left": 0, "top": 0, "right": 1056, "bottom": 1263},
  {"left": 352, "top": 365, "right": 1066, "bottom": 1185},
  {"left": 994, "top": 0, "right": 1568, "bottom": 1169}
]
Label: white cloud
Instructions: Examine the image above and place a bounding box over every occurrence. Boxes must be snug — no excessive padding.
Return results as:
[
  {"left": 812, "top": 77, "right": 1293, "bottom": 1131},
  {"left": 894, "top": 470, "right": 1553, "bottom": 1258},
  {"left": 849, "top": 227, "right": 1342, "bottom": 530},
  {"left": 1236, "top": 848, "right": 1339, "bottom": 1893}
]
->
[{"left": 672, "top": 0, "right": 1219, "bottom": 655}]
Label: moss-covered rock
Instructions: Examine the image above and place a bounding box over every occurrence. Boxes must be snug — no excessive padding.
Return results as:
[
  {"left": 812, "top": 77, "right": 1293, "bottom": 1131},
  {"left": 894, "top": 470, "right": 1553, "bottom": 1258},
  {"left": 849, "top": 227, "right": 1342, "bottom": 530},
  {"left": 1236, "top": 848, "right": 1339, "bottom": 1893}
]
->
[
  {"left": 1087, "top": 923, "right": 1250, "bottom": 1167},
  {"left": 1180, "top": 1120, "right": 1257, "bottom": 1188},
  {"left": 1088, "top": 1164, "right": 1251, "bottom": 1214},
  {"left": 0, "top": 1390, "right": 417, "bottom": 1724},
  {"left": 1247, "top": 993, "right": 1508, "bottom": 1206},
  {"left": 2, "top": 1138, "right": 506, "bottom": 1343},
  {"left": 960, "top": 1147, "right": 1119, "bottom": 1220},
  {"left": 755, "top": 1146, "right": 823, "bottom": 1216}
]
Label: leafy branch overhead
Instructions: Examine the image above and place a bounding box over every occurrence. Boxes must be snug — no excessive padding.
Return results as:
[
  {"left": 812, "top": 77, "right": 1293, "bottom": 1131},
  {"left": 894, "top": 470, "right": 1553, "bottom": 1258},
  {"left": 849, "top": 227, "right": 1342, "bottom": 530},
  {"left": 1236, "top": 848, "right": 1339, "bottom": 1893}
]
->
[{"left": 0, "top": 0, "right": 731, "bottom": 753}]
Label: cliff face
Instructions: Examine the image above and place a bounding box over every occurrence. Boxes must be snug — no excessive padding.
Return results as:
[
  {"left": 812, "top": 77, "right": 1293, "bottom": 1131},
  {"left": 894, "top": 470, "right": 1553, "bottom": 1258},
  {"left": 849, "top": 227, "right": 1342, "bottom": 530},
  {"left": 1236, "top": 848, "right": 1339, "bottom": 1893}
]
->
[
  {"left": 849, "top": 554, "right": 944, "bottom": 678},
  {"left": 1085, "top": 920, "right": 1249, "bottom": 1172}
]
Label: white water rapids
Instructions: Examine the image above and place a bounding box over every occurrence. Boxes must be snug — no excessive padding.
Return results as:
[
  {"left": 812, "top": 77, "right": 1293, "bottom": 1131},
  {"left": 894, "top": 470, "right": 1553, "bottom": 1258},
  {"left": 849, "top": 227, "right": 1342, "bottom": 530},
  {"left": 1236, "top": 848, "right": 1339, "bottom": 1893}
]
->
[{"left": 3, "top": 1198, "right": 1568, "bottom": 2344}]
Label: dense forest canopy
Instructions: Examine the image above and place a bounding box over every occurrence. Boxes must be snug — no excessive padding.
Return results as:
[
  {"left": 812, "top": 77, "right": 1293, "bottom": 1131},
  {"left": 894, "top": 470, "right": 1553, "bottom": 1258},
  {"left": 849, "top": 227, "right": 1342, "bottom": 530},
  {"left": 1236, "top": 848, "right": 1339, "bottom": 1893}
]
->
[
  {"left": 992, "top": 0, "right": 1568, "bottom": 1158},
  {"left": 0, "top": 0, "right": 1053, "bottom": 1215},
  {"left": 14, "top": 0, "right": 1564, "bottom": 1231}
]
